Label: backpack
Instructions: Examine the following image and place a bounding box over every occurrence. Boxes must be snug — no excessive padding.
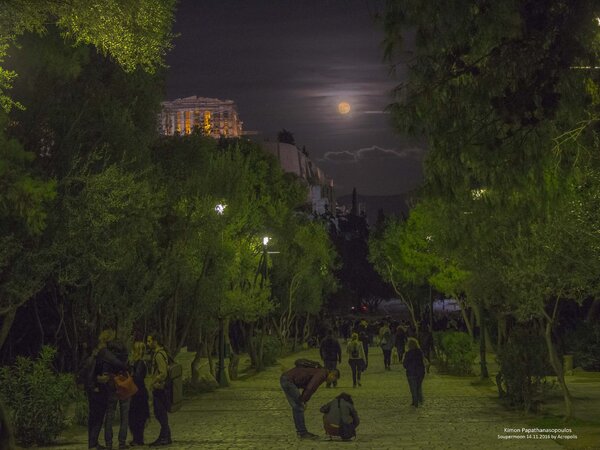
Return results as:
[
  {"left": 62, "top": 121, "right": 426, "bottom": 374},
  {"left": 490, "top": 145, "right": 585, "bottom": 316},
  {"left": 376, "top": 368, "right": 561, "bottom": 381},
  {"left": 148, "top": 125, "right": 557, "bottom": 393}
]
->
[
  {"left": 381, "top": 330, "right": 391, "bottom": 346},
  {"left": 294, "top": 358, "right": 322, "bottom": 369},
  {"left": 154, "top": 349, "right": 183, "bottom": 413},
  {"left": 350, "top": 343, "right": 360, "bottom": 359}
]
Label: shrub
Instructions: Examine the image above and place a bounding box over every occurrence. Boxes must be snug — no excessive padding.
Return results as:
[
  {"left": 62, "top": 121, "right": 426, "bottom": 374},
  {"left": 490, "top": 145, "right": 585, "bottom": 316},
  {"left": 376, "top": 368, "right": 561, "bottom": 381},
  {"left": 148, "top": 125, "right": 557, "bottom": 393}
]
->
[
  {"left": 0, "top": 346, "right": 76, "bottom": 446},
  {"left": 564, "top": 322, "right": 600, "bottom": 371},
  {"left": 434, "top": 331, "right": 477, "bottom": 375},
  {"left": 260, "top": 335, "right": 282, "bottom": 367},
  {"left": 496, "top": 326, "right": 554, "bottom": 412},
  {"left": 72, "top": 389, "right": 88, "bottom": 426}
]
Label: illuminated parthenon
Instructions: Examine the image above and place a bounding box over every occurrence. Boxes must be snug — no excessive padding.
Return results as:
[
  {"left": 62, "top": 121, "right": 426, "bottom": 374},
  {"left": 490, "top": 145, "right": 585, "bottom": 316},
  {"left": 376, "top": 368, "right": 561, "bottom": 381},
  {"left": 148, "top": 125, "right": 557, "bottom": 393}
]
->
[{"left": 159, "top": 96, "right": 243, "bottom": 138}]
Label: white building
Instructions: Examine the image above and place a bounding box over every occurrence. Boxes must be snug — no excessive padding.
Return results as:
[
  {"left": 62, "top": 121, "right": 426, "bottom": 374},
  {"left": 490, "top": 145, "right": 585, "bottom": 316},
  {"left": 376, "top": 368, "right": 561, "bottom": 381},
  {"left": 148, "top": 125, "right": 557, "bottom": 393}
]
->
[
  {"left": 261, "top": 141, "right": 334, "bottom": 215},
  {"left": 159, "top": 96, "right": 243, "bottom": 138}
]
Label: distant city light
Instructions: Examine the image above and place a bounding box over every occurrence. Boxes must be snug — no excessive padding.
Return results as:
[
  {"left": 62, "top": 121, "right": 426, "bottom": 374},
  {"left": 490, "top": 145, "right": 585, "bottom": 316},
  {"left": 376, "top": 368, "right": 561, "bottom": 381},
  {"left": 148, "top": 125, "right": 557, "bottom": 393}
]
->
[{"left": 263, "top": 236, "right": 270, "bottom": 246}]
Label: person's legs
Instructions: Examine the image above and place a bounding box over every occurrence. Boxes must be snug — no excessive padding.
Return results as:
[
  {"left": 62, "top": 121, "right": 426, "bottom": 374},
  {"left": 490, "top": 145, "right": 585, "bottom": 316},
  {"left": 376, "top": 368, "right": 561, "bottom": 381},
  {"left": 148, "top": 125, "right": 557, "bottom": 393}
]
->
[
  {"left": 362, "top": 343, "right": 369, "bottom": 368},
  {"left": 152, "top": 389, "right": 171, "bottom": 442},
  {"left": 88, "top": 392, "right": 108, "bottom": 449},
  {"left": 383, "top": 349, "right": 391, "bottom": 368},
  {"left": 407, "top": 375, "right": 419, "bottom": 406},
  {"left": 280, "top": 376, "right": 307, "bottom": 434},
  {"left": 104, "top": 393, "right": 118, "bottom": 448},
  {"left": 417, "top": 375, "right": 424, "bottom": 404},
  {"left": 349, "top": 360, "right": 357, "bottom": 386},
  {"left": 118, "top": 399, "right": 130, "bottom": 446},
  {"left": 324, "top": 360, "right": 336, "bottom": 387}
]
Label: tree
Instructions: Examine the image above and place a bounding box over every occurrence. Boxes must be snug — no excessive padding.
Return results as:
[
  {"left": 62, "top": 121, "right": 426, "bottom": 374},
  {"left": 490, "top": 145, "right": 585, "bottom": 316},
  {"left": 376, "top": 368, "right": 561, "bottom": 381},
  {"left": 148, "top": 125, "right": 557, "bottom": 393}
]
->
[{"left": 277, "top": 128, "right": 295, "bottom": 146}]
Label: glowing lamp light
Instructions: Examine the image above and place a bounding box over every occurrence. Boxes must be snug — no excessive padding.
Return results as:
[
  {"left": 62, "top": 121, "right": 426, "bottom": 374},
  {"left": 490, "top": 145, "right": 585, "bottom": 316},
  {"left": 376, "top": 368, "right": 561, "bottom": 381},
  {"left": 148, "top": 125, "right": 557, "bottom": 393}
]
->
[
  {"left": 263, "top": 236, "right": 270, "bottom": 246},
  {"left": 215, "top": 203, "right": 227, "bottom": 215}
]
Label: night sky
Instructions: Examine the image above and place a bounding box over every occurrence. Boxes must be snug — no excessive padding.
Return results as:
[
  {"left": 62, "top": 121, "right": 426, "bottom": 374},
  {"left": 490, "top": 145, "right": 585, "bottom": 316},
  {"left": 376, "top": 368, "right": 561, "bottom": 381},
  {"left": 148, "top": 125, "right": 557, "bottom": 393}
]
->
[{"left": 166, "top": 0, "right": 426, "bottom": 196}]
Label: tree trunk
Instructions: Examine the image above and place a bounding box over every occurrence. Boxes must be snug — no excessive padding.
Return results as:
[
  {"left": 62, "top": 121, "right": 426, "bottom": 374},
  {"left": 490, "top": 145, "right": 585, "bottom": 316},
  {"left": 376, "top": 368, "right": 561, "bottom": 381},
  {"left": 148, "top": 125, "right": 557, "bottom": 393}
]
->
[
  {"left": 459, "top": 305, "right": 474, "bottom": 339},
  {"left": 544, "top": 319, "right": 573, "bottom": 419},
  {"left": 0, "top": 307, "right": 16, "bottom": 352},
  {"left": 476, "top": 304, "right": 489, "bottom": 379},
  {"left": 191, "top": 350, "right": 203, "bottom": 386},
  {"left": 292, "top": 316, "right": 299, "bottom": 352},
  {"left": 302, "top": 312, "right": 311, "bottom": 343}
]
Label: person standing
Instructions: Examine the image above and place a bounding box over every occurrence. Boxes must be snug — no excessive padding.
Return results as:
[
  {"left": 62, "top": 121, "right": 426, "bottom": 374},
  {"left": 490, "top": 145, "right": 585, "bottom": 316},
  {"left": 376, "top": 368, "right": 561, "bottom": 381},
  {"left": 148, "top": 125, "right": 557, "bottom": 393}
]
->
[
  {"left": 403, "top": 337, "right": 427, "bottom": 407},
  {"left": 128, "top": 342, "right": 150, "bottom": 447},
  {"left": 86, "top": 329, "right": 127, "bottom": 450},
  {"left": 104, "top": 338, "right": 130, "bottom": 450},
  {"left": 280, "top": 365, "right": 339, "bottom": 439},
  {"left": 379, "top": 322, "right": 394, "bottom": 370},
  {"left": 346, "top": 333, "right": 366, "bottom": 387},
  {"left": 147, "top": 334, "right": 172, "bottom": 446},
  {"left": 319, "top": 329, "right": 342, "bottom": 387}
]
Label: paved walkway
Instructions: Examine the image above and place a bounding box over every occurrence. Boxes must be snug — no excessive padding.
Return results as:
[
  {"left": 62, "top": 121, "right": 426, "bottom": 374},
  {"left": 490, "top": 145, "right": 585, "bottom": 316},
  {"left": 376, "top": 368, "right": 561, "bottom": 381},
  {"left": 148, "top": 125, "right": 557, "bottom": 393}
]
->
[{"left": 42, "top": 346, "right": 593, "bottom": 450}]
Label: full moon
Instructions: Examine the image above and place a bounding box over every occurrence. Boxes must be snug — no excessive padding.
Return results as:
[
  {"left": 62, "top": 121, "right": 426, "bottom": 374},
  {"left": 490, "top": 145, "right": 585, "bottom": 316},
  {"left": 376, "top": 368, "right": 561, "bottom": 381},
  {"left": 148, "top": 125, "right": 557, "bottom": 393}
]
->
[{"left": 338, "top": 102, "right": 351, "bottom": 115}]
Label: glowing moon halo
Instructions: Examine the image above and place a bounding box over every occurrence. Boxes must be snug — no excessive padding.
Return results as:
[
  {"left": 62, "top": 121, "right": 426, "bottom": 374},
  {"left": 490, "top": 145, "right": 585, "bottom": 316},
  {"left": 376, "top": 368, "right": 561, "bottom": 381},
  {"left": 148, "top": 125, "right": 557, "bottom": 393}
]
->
[{"left": 338, "top": 102, "right": 351, "bottom": 115}]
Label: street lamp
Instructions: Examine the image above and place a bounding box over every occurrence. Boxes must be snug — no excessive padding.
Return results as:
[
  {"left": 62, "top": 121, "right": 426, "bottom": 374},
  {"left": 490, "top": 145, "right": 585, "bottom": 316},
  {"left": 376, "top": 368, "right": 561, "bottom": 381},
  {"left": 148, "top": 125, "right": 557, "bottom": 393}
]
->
[{"left": 215, "top": 203, "right": 229, "bottom": 387}]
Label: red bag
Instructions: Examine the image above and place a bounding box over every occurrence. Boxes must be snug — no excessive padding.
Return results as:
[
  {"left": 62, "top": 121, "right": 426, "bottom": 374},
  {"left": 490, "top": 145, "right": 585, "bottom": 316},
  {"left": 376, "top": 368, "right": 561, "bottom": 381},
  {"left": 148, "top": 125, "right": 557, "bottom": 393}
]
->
[{"left": 113, "top": 372, "right": 138, "bottom": 400}]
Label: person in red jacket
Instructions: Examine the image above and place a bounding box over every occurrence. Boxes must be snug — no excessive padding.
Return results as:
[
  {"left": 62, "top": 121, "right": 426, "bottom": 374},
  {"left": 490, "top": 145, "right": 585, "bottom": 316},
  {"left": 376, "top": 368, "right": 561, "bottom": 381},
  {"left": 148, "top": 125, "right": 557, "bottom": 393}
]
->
[{"left": 280, "top": 366, "right": 339, "bottom": 439}]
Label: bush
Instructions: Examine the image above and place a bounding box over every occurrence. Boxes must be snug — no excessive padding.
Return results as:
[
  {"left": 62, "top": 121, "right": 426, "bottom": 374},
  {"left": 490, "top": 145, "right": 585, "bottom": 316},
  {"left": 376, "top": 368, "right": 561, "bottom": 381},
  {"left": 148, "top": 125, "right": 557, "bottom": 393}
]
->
[
  {"left": 72, "top": 389, "right": 88, "bottom": 426},
  {"left": 434, "top": 331, "right": 477, "bottom": 375},
  {"left": 260, "top": 335, "right": 282, "bottom": 367},
  {"left": 0, "top": 346, "right": 76, "bottom": 446},
  {"left": 496, "top": 326, "right": 554, "bottom": 412},
  {"left": 565, "top": 322, "right": 600, "bottom": 371}
]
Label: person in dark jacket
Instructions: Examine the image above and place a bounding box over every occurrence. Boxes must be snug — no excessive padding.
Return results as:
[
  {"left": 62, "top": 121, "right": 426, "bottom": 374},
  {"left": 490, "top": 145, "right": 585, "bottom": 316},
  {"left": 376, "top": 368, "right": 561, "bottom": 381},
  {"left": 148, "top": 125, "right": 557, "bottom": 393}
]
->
[
  {"left": 395, "top": 325, "right": 407, "bottom": 363},
  {"left": 104, "top": 338, "right": 130, "bottom": 450},
  {"left": 379, "top": 322, "right": 394, "bottom": 370},
  {"left": 280, "top": 366, "right": 339, "bottom": 439},
  {"left": 320, "top": 392, "right": 359, "bottom": 440},
  {"left": 319, "top": 329, "right": 342, "bottom": 387},
  {"left": 357, "top": 324, "right": 369, "bottom": 369},
  {"left": 402, "top": 337, "right": 427, "bottom": 407},
  {"left": 128, "top": 341, "right": 150, "bottom": 447},
  {"left": 87, "top": 329, "right": 128, "bottom": 450}
]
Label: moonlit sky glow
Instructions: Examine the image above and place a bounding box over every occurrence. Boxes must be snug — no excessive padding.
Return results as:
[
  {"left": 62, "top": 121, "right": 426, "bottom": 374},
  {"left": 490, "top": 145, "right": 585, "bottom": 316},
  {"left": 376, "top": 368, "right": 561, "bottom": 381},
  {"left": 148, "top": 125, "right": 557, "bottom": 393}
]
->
[{"left": 166, "top": 0, "right": 426, "bottom": 196}]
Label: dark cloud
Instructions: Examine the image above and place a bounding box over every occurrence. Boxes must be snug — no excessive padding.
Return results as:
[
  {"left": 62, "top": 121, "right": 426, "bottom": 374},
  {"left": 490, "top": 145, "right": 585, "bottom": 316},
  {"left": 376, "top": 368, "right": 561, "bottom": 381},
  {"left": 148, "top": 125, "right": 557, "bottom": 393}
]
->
[{"left": 322, "top": 145, "right": 425, "bottom": 164}]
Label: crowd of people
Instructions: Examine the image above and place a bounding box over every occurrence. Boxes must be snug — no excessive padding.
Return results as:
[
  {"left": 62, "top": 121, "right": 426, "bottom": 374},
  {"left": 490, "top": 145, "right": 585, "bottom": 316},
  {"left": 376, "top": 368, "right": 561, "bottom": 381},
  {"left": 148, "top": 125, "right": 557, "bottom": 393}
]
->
[
  {"left": 81, "top": 330, "right": 172, "bottom": 450},
  {"left": 280, "top": 316, "right": 435, "bottom": 441}
]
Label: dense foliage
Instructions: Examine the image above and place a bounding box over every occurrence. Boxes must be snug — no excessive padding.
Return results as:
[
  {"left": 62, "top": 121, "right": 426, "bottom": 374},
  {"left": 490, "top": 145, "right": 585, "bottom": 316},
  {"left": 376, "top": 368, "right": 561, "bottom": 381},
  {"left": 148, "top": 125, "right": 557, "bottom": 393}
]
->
[
  {"left": 0, "top": 347, "right": 75, "bottom": 446},
  {"left": 371, "top": 0, "right": 600, "bottom": 418}
]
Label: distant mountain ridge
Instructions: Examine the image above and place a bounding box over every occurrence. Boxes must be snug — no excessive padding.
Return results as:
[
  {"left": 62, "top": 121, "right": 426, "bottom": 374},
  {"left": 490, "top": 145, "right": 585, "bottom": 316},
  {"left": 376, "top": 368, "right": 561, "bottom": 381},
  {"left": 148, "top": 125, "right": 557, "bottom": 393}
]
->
[{"left": 336, "top": 192, "right": 416, "bottom": 225}]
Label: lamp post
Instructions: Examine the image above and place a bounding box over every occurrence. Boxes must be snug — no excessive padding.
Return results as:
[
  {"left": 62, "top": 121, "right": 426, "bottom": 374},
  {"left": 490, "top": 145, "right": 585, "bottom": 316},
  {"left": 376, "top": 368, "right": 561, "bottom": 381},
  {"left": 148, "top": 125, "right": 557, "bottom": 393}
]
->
[{"left": 215, "top": 203, "right": 229, "bottom": 387}]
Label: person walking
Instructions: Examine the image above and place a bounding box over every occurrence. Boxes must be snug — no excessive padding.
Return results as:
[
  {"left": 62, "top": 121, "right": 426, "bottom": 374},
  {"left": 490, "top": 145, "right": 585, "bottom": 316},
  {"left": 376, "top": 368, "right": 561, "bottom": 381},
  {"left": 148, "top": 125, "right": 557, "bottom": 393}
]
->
[
  {"left": 128, "top": 341, "right": 150, "bottom": 447},
  {"left": 346, "top": 333, "right": 366, "bottom": 387},
  {"left": 147, "top": 333, "right": 172, "bottom": 446},
  {"left": 379, "top": 321, "right": 394, "bottom": 370},
  {"left": 357, "top": 323, "right": 369, "bottom": 369},
  {"left": 320, "top": 392, "right": 360, "bottom": 440},
  {"left": 403, "top": 337, "right": 427, "bottom": 407},
  {"left": 395, "top": 325, "right": 407, "bottom": 364},
  {"left": 104, "top": 338, "right": 130, "bottom": 450},
  {"left": 319, "top": 329, "right": 342, "bottom": 387},
  {"left": 280, "top": 364, "right": 339, "bottom": 439}
]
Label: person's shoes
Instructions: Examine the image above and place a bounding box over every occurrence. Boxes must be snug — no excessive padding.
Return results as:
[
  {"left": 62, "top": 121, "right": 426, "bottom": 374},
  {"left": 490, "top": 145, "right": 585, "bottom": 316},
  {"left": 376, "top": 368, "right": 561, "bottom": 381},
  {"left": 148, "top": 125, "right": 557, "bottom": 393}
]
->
[
  {"left": 96, "top": 446, "right": 107, "bottom": 450},
  {"left": 149, "top": 438, "right": 172, "bottom": 446},
  {"left": 119, "top": 444, "right": 130, "bottom": 449},
  {"left": 129, "top": 443, "right": 144, "bottom": 448},
  {"left": 333, "top": 381, "right": 337, "bottom": 387},
  {"left": 325, "top": 383, "right": 331, "bottom": 388},
  {"left": 358, "top": 381, "right": 362, "bottom": 387},
  {"left": 298, "top": 432, "right": 319, "bottom": 440}
]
